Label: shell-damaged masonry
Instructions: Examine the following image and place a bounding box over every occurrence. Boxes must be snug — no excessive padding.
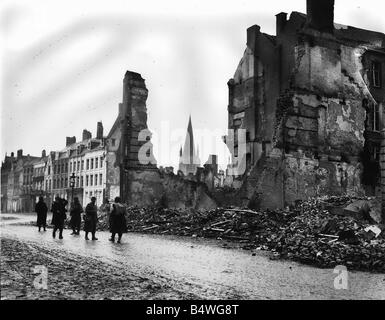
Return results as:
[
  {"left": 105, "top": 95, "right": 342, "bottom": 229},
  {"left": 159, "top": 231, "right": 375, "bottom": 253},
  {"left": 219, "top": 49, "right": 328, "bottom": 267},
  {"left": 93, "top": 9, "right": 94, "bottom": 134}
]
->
[
  {"left": 3, "top": 0, "right": 385, "bottom": 302},
  {"left": 1, "top": 0, "right": 385, "bottom": 216}
]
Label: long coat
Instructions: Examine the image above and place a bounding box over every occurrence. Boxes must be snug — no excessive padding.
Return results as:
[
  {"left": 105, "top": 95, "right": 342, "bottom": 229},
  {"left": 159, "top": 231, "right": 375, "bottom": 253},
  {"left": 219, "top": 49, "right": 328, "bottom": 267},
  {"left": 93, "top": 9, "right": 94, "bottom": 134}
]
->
[
  {"left": 51, "top": 200, "right": 67, "bottom": 228},
  {"left": 109, "top": 203, "right": 127, "bottom": 234},
  {"left": 84, "top": 202, "right": 98, "bottom": 232},
  {"left": 70, "top": 202, "right": 83, "bottom": 229},
  {"left": 35, "top": 201, "right": 48, "bottom": 227}
]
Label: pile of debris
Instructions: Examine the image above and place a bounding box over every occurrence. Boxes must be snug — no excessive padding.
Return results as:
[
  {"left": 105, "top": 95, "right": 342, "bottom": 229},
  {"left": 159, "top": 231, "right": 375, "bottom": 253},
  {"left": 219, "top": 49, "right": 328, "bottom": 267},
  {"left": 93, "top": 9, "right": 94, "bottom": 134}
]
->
[{"left": 97, "top": 196, "right": 385, "bottom": 272}]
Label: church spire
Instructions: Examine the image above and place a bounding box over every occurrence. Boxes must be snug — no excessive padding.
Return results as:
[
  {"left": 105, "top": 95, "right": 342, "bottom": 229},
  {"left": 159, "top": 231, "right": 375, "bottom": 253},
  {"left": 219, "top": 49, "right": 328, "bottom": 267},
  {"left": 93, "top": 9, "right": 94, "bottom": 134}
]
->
[{"left": 178, "top": 115, "right": 201, "bottom": 175}]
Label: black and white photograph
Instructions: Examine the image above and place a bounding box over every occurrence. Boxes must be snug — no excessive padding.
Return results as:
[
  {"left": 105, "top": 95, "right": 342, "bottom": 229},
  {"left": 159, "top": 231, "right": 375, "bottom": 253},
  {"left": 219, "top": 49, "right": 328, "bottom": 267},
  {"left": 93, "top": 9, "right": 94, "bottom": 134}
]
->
[{"left": 1, "top": 0, "right": 384, "bottom": 310}]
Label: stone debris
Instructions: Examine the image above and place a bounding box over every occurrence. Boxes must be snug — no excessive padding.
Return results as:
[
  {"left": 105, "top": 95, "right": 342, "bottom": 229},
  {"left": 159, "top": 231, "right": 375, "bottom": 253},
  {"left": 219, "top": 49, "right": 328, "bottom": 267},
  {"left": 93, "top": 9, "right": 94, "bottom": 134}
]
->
[{"left": 96, "top": 196, "right": 385, "bottom": 272}]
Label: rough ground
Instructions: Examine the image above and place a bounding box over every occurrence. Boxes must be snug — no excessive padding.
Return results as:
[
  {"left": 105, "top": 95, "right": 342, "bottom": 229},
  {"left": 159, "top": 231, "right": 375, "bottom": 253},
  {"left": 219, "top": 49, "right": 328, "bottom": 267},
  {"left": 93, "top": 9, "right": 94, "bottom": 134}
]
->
[
  {"left": 96, "top": 197, "right": 385, "bottom": 272},
  {"left": 1, "top": 214, "right": 385, "bottom": 300},
  {"left": 0, "top": 238, "right": 197, "bottom": 300}
]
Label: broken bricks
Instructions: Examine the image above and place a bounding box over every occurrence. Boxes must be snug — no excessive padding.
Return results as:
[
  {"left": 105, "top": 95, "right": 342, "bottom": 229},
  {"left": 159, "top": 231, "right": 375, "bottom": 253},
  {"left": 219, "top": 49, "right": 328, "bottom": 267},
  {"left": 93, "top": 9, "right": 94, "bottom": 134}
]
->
[{"left": 96, "top": 196, "right": 385, "bottom": 272}]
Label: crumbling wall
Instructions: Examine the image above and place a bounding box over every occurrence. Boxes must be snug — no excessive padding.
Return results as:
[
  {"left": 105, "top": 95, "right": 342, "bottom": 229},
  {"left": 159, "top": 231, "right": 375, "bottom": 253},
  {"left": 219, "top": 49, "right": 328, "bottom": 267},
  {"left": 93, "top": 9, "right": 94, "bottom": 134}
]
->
[
  {"left": 105, "top": 120, "right": 121, "bottom": 201},
  {"left": 283, "top": 152, "right": 363, "bottom": 205},
  {"left": 227, "top": 26, "right": 280, "bottom": 173},
  {"left": 125, "top": 169, "right": 217, "bottom": 210},
  {"left": 160, "top": 173, "right": 217, "bottom": 210},
  {"left": 106, "top": 71, "right": 217, "bottom": 210},
  {"left": 236, "top": 29, "right": 375, "bottom": 209},
  {"left": 126, "top": 169, "right": 163, "bottom": 207}
]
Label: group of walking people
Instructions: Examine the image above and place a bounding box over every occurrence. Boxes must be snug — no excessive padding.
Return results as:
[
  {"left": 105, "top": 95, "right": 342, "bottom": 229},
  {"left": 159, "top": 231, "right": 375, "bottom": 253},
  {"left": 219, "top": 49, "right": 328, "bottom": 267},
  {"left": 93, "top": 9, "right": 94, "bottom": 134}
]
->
[{"left": 34, "top": 196, "right": 128, "bottom": 243}]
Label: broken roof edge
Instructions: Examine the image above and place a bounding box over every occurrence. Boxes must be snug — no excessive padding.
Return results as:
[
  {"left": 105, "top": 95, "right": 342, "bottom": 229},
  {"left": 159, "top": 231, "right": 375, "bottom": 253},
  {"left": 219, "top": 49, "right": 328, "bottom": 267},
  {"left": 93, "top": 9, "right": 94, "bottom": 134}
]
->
[
  {"left": 106, "top": 115, "right": 120, "bottom": 139},
  {"left": 288, "top": 11, "right": 385, "bottom": 43}
]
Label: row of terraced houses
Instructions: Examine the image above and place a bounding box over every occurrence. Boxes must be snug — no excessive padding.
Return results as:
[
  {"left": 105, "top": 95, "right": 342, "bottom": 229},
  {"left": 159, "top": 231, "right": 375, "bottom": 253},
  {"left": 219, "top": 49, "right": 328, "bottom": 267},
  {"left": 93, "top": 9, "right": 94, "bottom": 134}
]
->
[{"left": 1, "top": 122, "right": 110, "bottom": 212}]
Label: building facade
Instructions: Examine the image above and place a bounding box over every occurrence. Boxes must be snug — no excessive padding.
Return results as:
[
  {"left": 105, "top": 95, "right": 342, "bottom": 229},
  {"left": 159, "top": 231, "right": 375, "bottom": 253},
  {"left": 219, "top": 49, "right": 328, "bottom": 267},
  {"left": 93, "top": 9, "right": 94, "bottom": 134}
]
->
[
  {"left": 225, "top": 0, "right": 385, "bottom": 209},
  {"left": 1, "top": 123, "right": 108, "bottom": 212},
  {"left": 1, "top": 150, "right": 41, "bottom": 212},
  {"left": 81, "top": 142, "right": 106, "bottom": 207}
]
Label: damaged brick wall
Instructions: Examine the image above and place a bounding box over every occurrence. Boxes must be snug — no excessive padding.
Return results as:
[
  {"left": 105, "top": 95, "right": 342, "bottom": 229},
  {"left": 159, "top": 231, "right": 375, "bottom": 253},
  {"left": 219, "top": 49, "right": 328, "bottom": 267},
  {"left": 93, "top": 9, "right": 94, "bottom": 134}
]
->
[
  {"left": 226, "top": 4, "right": 385, "bottom": 209},
  {"left": 125, "top": 168, "right": 217, "bottom": 210},
  {"left": 106, "top": 71, "right": 217, "bottom": 210}
]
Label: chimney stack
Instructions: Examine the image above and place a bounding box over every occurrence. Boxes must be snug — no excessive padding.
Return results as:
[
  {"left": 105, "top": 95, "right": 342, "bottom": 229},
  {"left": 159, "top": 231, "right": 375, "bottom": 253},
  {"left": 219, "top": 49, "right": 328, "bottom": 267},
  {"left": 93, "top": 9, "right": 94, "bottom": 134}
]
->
[
  {"left": 66, "top": 136, "right": 76, "bottom": 146},
  {"left": 306, "top": 0, "right": 335, "bottom": 34},
  {"left": 82, "top": 129, "right": 92, "bottom": 141},
  {"left": 17, "top": 149, "right": 23, "bottom": 159},
  {"left": 246, "top": 25, "right": 261, "bottom": 51},
  {"left": 96, "top": 122, "right": 104, "bottom": 139},
  {"left": 42, "top": 150, "right": 46, "bottom": 158},
  {"left": 276, "top": 12, "right": 287, "bottom": 35}
]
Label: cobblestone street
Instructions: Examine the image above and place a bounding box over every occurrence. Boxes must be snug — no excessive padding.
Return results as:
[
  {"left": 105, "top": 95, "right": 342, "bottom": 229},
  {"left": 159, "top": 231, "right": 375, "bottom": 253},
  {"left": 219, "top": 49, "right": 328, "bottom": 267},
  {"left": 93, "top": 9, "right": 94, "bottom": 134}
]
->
[{"left": 1, "top": 213, "right": 385, "bottom": 300}]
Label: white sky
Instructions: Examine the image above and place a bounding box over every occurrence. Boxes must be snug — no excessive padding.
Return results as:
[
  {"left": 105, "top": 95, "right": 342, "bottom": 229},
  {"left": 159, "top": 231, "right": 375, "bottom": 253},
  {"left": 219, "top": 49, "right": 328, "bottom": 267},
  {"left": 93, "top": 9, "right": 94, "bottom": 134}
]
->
[{"left": 1, "top": 0, "right": 385, "bottom": 170}]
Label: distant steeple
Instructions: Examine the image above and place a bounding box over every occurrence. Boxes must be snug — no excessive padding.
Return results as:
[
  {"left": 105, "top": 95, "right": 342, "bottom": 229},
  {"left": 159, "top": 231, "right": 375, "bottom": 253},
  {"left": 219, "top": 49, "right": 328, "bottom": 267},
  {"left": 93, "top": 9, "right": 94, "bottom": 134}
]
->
[{"left": 179, "top": 115, "right": 201, "bottom": 175}]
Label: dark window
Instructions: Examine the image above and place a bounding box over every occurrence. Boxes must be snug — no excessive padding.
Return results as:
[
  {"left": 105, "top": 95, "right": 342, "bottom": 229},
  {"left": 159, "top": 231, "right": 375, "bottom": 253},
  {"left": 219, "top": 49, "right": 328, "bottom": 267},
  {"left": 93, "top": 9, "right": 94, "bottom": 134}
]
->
[
  {"left": 233, "top": 119, "right": 242, "bottom": 127},
  {"left": 372, "top": 104, "right": 380, "bottom": 132},
  {"left": 111, "top": 139, "right": 116, "bottom": 147},
  {"left": 86, "top": 159, "right": 89, "bottom": 170},
  {"left": 95, "top": 158, "right": 98, "bottom": 168},
  {"left": 372, "top": 61, "right": 382, "bottom": 88},
  {"left": 81, "top": 160, "right": 84, "bottom": 170},
  {"left": 91, "top": 159, "right": 94, "bottom": 169},
  {"left": 86, "top": 175, "right": 89, "bottom": 186},
  {"left": 367, "top": 102, "right": 381, "bottom": 132},
  {"left": 81, "top": 176, "right": 84, "bottom": 187},
  {"left": 373, "top": 145, "right": 380, "bottom": 162},
  {"left": 100, "top": 157, "right": 103, "bottom": 168}
]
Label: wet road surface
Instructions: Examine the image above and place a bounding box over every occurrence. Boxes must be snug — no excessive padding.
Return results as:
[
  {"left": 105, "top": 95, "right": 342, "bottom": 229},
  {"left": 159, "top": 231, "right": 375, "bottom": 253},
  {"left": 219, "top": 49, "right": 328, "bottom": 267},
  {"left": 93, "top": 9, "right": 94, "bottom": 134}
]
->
[{"left": 1, "top": 213, "right": 384, "bottom": 299}]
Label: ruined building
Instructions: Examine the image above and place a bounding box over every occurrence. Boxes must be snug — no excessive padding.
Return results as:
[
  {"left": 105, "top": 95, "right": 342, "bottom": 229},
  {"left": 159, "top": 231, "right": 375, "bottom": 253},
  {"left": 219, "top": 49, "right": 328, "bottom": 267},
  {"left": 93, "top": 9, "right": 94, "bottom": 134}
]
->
[
  {"left": 1, "top": 71, "right": 219, "bottom": 212},
  {"left": 178, "top": 116, "right": 201, "bottom": 176},
  {"left": 105, "top": 71, "right": 216, "bottom": 209},
  {"left": 1, "top": 150, "right": 41, "bottom": 212},
  {"left": 226, "top": 0, "right": 385, "bottom": 209}
]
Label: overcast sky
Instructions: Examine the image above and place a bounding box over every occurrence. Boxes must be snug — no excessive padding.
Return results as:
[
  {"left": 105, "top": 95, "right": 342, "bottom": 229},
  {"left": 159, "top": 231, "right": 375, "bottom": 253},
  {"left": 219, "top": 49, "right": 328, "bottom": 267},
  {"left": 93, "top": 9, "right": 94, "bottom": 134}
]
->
[{"left": 1, "top": 0, "right": 385, "bottom": 170}]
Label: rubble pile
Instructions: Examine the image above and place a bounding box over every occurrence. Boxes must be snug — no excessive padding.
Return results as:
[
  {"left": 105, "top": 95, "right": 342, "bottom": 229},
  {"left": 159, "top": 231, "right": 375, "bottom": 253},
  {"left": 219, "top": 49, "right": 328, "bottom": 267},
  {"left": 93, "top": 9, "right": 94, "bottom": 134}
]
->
[{"left": 97, "top": 196, "right": 385, "bottom": 272}]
